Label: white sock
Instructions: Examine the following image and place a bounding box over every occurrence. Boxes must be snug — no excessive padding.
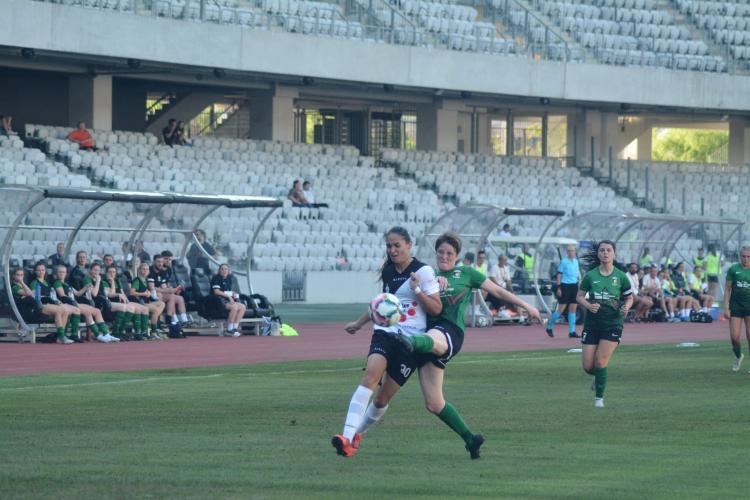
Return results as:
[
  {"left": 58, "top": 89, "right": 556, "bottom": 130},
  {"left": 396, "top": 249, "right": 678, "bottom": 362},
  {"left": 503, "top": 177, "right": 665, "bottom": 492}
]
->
[
  {"left": 228, "top": 323, "right": 236, "bottom": 330},
  {"left": 179, "top": 313, "right": 188, "bottom": 322},
  {"left": 343, "top": 385, "right": 372, "bottom": 440},
  {"left": 170, "top": 316, "right": 178, "bottom": 324},
  {"left": 86, "top": 320, "right": 95, "bottom": 326},
  {"left": 356, "top": 403, "right": 389, "bottom": 435}
]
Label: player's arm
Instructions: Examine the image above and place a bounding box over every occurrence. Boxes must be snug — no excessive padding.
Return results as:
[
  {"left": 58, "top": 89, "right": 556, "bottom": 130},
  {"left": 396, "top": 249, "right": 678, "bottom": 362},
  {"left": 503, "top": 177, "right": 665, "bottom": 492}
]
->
[
  {"left": 345, "top": 311, "right": 371, "bottom": 334},
  {"left": 723, "top": 272, "right": 733, "bottom": 319},
  {"left": 481, "top": 278, "right": 541, "bottom": 322},
  {"left": 410, "top": 269, "right": 442, "bottom": 316},
  {"left": 576, "top": 275, "right": 599, "bottom": 313}
]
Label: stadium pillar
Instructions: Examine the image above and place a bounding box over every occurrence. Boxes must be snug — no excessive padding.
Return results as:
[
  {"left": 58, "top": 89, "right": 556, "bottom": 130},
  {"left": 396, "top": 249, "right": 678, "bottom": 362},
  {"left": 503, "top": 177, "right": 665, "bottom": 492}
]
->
[
  {"left": 247, "top": 86, "right": 297, "bottom": 142},
  {"left": 68, "top": 75, "right": 112, "bottom": 131},
  {"left": 636, "top": 126, "right": 652, "bottom": 160},
  {"left": 416, "top": 101, "right": 459, "bottom": 152},
  {"left": 567, "top": 111, "right": 586, "bottom": 166},
  {"left": 728, "top": 117, "right": 747, "bottom": 165}
]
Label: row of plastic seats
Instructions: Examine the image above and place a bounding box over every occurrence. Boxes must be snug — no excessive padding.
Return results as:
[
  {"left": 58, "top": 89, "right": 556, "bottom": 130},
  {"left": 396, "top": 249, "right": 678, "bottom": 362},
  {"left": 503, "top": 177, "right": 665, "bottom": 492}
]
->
[
  {"left": 677, "top": 0, "right": 750, "bottom": 17},
  {"left": 694, "top": 14, "right": 750, "bottom": 31}
]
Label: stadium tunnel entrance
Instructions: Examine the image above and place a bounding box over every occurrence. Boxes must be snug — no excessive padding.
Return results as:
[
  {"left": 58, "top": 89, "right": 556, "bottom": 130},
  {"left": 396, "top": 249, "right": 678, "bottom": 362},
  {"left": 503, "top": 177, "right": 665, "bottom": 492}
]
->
[{"left": 0, "top": 186, "right": 281, "bottom": 339}]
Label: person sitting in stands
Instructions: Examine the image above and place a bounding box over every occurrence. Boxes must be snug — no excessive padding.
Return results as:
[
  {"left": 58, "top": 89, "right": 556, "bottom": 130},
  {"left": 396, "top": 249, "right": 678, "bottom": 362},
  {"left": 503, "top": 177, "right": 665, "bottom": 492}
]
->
[
  {"left": 48, "top": 242, "right": 67, "bottom": 268},
  {"left": 102, "top": 254, "right": 116, "bottom": 272},
  {"left": 162, "top": 118, "right": 178, "bottom": 147},
  {"left": 287, "top": 179, "right": 309, "bottom": 207},
  {"left": 150, "top": 254, "right": 190, "bottom": 327},
  {"left": 210, "top": 263, "right": 247, "bottom": 337},
  {"left": 54, "top": 264, "right": 111, "bottom": 342},
  {"left": 81, "top": 263, "right": 121, "bottom": 342},
  {"left": 129, "top": 261, "right": 166, "bottom": 340},
  {"left": 0, "top": 114, "right": 17, "bottom": 136},
  {"left": 67, "top": 121, "right": 96, "bottom": 150},
  {"left": 187, "top": 229, "right": 218, "bottom": 274},
  {"left": 302, "top": 180, "right": 328, "bottom": 208},
  {"left": 69, "top": 250, "right": 88, "bottom": 291}
]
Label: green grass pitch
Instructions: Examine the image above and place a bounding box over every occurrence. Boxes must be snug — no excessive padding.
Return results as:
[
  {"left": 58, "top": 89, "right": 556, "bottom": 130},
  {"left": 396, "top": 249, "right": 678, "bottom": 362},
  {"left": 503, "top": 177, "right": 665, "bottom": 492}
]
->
[{"left": 1, "top": 342, "right": 748, "bottom": 499}]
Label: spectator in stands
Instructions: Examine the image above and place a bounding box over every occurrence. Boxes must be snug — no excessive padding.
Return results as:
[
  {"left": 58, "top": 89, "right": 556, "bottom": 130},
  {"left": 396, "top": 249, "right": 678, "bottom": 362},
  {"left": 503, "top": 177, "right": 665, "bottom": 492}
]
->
[
  {"left": 12, "top": 266, "right": 71, "bottom": 344},
  {"left": 498, "top": 224, "right": 512, "bottom": 238},
  {"left": 103, "top": 264, "right": 150, "bottom": 341},
  {"left": 473, "top": 250, "right": 488, "bottom": 276},
  {"left": 642, "top": 265, "right": 675, "bottom": 321},
  {"left": 102, "top": 254, "right": 116, "bottom": 271},
  {"left": 688, "top": 265, "right": 714, "bottom": 313},
  {"left": 67, "top": 121, "right": 95, "bottom": 150},
  {"left": 210, "top": 263, "right": 246, "bottom": 337},
  {"left": 30, "top": 261, "right": 76, "bottom": 344},
  {"left": 287, "top": 179, "right": 309, "bottom": 207},
  {"left": 175, "top": 121, "right": 189, "bottom": 146},
  {"left": 639, "top": 247, "right": 654, "bottom": 268},
  {"left": 53, "top": 264, "right": 107, "bottom": 342},
  {"left": 81, "top": 263, "right": 121, "bottom": 342},
  {"left": 129, "top": 261, "right": 166, "bottom": 339},
  {"left": 335, "top": 248, "right": 349, "bottom": 271},
  {"left": 705, "top": 244, "right": 723, "bottom": 298},
  {"left": 162, "top": 118, "right": 179, "bottom": 147},
  {"left": 302, "top": 180, "right": 328, "bottom": 208},
  {"left": 48, "top": 242, "right": 67, "bottom": 267},
  {"left": 0, "top": 114, "right": 17, "bottom": 136},
  {"left": 69, "top": 250, "right": 88, "bottom": 291},
  {"left": 187, "top": 229, "right": 218, "bottom": 274},
  {"left": 672, "top": 261, "right": 701, "bottom": 321},
  {"left": 487, "top": 254, "right": 513, "bottom": 314},
  {"left": 150, "top": 254, "right": 190, "bottom": 327},
  {"left": 626, "top": 263, "right": 652, "bottom": 321},
  {"left": 134, "top": 240, "right": 150, "bottom": 263}
]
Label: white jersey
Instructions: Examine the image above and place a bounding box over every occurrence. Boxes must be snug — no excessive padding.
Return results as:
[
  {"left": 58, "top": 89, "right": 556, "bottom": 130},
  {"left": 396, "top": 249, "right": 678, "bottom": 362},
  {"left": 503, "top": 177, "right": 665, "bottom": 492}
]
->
[{"left": 376, "top": 258, "right": 439, "bottom": 337}]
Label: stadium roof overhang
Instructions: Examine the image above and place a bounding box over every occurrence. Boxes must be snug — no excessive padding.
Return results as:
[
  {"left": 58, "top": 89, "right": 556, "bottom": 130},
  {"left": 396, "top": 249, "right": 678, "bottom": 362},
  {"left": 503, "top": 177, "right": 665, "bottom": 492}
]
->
[{"left": 0, "top": 186, "right": 282, "bottom": 333}]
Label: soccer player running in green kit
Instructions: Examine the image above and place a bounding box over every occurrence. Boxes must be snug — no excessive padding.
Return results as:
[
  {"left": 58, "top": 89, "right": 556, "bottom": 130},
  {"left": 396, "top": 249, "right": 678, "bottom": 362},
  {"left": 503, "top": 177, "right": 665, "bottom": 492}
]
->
[
  {"left": 392, "top": 232, "right": 542, "bottom": 458},
  {"left": 576, "top": 240, "right": 633, "bottom": 408},
  {"left": 723, "top": 246, "right": 750, "bottom": 372}
]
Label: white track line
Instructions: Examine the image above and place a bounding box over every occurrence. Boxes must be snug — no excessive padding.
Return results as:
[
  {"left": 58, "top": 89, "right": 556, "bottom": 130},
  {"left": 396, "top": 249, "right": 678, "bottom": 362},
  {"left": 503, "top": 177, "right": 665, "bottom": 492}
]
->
[{"left": 0, "top": 374, "right": 222, "bottom": 392}]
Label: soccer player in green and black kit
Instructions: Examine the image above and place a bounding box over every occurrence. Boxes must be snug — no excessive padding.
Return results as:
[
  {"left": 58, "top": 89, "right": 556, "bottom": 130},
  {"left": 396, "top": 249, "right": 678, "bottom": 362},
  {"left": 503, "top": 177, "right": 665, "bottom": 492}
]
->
[
  {"left": 391, "top": 232, "right": 542, "bottom": 459},
  {"left": 576, "top": 240, "right": 633, "bottom": 408},
  {"left": 723, "top": 247, "right": 750, "bottom": 372}
]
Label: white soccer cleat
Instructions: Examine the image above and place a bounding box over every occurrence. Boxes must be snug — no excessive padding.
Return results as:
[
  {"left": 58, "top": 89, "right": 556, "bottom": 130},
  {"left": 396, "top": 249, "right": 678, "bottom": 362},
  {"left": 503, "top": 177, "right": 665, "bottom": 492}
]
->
[
  {"left": 594, "top": 398, "right": 605, "bottom": 408},
  {"left": 232, "top": 331, "right": 241, "bottom": 337},
  {"left": 105, "top": 334, "right": 121, "bottom": 342},
  {"left": 57, "top": 337, "right": 74, "bottom": 344},
  {"left": 96, "top": 334, "right": 111, "bottom": 343},
  {"left": 732, "top": 353, "right": 744, "bottom": 372}
]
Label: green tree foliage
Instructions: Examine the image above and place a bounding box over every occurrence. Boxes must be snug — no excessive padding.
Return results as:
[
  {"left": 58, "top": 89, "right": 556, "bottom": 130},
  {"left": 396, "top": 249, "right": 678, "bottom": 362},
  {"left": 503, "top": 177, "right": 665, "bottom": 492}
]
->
[{"left": 652, "top": 128, "right": 729, "bottom": 163}]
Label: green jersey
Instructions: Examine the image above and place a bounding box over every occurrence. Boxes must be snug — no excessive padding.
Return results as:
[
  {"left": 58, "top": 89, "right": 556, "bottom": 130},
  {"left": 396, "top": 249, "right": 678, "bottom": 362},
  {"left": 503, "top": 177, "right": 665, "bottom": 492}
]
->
[
  {"left": 434, "top": 266, "right": 487, "bottom": 332},
  {"left": 131, "top": 277, "right": 150, "bottom": 293},
  {"left": 726, "top": 264, "right": 750, "bottom": 308},
  {"left": 580, "top": 267, "right": 632, "bottom": 331},
  {"left": 11, "top": 283, "right": 23, "bottom": 297}
]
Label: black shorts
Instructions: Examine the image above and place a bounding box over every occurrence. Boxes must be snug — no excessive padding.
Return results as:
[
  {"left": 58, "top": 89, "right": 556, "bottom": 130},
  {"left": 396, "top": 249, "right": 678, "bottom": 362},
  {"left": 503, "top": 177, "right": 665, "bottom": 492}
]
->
[
  {"left": 729, "top": 303, "right": 750, "bottom": 318},
  {"left": 559, "top": 283, "right": 579, "bottom": 305},
  {"left": 368, "top": 330, "right": 419, "bottom": 386},
  {"left": 416, "top": 320, "right": 465, "bottom": 370},
  {"left": 581, "top": 327, "right": 622, "bottom": 345},
  {"left": 707, "top": 275, "right": 719, "bottom": 284},
  {"left": 690, "top": 291, "right": 702, "bottom": 301}
]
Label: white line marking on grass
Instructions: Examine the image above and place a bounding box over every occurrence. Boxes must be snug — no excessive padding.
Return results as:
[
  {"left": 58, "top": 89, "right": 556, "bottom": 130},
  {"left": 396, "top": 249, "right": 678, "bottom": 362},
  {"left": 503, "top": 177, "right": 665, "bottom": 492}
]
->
[{"left": 0, "top": 374, "right": 222, "bottom": 392}]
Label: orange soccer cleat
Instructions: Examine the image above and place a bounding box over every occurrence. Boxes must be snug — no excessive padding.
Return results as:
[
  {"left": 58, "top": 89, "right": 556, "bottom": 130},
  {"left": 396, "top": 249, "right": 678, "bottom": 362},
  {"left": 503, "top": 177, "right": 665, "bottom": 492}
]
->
[
  {"left": 351, "top": 433, "right": 363, "bottom": 450},
  {"left": 331, "top": 434, "right": 359, "bottom": 457}
]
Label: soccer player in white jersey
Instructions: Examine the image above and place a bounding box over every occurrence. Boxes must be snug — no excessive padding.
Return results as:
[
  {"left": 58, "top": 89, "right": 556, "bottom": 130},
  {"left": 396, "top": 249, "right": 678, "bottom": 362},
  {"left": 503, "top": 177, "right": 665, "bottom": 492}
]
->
[{"left": 331, "top": 227, "right": 442, "bottom": 457}]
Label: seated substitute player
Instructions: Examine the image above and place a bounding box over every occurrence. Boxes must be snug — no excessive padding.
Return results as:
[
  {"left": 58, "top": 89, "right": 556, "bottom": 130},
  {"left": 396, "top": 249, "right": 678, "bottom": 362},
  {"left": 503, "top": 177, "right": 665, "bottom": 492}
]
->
[
  {"left": 332, "top": 227, "right": 442, "bottom": 458},
  {"left": 129, "top": 262, "right": 166, "bottom": 340},
  {"left": 29, "top": 261, "right": 75, "bottom": 344},
  {"left": 671, "top": 262, "right": 701, "bottom": 321},
  {"left": 210, "top": 263, "right": 247, "bottom": 337},
  {"left": 150, "top": 254, "right": 189, "bottom": 327},
  {"left": 688, "top": 265, "right": 714, "bottom": 313},
  {"left": 102, "top": 265, "right": 150, "bottom": 341},
  {"left": 576, "top": 241, "right": 633, "bottom": 409},
  {"left": 11, "top": 266, "right": 71, "bottom": 344},
  {"left": 546, "top": 244, "right": 580, "bottom": 338},
  {"left": 53, "top": 264, "right": 107, "bottom": 342},
  {"left": 723, "top": 247, "right": 750, "bottom": 372},
  {"left": 391, "top": 232, "right": 542, "bottom": 459},
  {"left": 69, "top": 250, "right": 89, "bottom": 291},
  {"left": 82, "top": 263, "right": 121, "bottom": 342}
]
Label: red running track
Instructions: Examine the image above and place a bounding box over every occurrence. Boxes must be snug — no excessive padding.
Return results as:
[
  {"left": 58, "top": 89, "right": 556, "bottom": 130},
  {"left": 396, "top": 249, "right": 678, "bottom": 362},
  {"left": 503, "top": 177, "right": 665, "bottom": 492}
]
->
[{"left": 0, "top": 321, "right": 730, "bottom": 377}]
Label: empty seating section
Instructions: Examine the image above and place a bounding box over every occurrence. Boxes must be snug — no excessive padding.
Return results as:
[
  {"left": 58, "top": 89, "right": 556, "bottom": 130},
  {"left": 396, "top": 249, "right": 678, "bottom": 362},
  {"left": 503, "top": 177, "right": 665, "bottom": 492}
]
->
[
  {"left": 537, "top": 0, "right": 726, "bottom": 70},
  {"left": 19, "top": 125, "right": 442, "bottom": 273},
  {"left": 676, "top": 0, "right": 750, "bottom": 67}
]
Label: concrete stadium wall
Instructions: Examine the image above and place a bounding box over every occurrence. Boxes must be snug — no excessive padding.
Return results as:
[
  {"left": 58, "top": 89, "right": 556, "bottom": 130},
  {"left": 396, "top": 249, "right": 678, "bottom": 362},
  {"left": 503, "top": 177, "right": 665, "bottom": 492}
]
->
[
  {"left": 0, "top": 70, "right": 70, "bottom": 128},
  {"left": 4, "top": 0, "right": 750, "bottom": 113},
  {"left": 250, "top": 271, "right": 380, "bottom": 304}
]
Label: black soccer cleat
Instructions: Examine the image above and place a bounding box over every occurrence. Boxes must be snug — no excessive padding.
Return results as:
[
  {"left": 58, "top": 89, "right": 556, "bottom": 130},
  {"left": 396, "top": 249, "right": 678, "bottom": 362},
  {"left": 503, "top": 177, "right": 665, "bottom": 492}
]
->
[
  {"left": 545, "top": 327, "right": 554, "bottom": 338},
  {"left": 466, "top": 434, "right": 485, "bottom": 460},
  {"left": 385, "top": 331, "right": 414, "bottom": 353}
]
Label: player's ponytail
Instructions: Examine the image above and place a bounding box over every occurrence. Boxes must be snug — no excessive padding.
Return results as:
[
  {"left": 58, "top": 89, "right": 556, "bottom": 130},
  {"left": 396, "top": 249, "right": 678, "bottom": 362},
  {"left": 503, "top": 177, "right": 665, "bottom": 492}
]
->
[
  {"left": 581, "top": 240, "right": 625, "bottom": 272},
  {"left": 379, "top": 226, "right": 412, "bottom": 281}
]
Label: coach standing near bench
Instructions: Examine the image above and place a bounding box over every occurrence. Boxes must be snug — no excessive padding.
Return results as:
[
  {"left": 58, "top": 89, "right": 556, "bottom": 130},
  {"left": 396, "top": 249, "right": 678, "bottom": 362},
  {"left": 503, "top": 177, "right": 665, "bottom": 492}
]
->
[{"left": 724, "top": 247, "right": 750, "bottom": 372}]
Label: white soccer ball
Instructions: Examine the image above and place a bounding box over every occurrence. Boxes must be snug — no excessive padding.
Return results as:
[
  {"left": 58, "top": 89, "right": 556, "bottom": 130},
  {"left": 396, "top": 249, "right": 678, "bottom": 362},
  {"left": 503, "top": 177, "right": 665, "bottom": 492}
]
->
[{"left": 369, "top": 293, "right": 403, "bottom": 327}]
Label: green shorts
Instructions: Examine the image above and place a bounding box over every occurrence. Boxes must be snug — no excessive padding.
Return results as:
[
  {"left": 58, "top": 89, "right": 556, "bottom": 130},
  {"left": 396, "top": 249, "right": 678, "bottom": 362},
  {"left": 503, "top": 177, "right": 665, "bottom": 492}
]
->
[
  {"left": 729, "top": 303, "right": 750, "bottom": 318},
  {"left": 582, "top": 328, "right": 622, "bottom": 345}
]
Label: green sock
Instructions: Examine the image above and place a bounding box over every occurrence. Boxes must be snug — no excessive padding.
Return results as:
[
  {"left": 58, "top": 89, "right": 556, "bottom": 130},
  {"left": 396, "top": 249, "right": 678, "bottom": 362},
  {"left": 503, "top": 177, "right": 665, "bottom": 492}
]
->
[
  {"left": 113, "top": 312, "right": 125, "bottom": 335},
  {"left": 141, "top": 314, "right": 150, "bottom": 334},
  {"left": 124, "top": 312, "right": 134, "bottom": 333},
  {"left": 437, "top": 402, "right": 474, "bottom": 446},
  {"left": 151, "top": 323, "right": 158, "bottom": 334},
  {"left": 408, "top": 335, "right": 435, "bottom": 353},
  {"left": 89, "top": 323, "right": 99, "bottom": 336},
  {"left": 71, "top": 315, "right": 81, "bottom": 338},
  {"left": 97, "top": 322, "right": 110, "bottom": 335},
  {"left": 594, "top": 367, "right": 608, "bottom": 399},
  {"left": 733, "top": 345, "right": 742, "bottom": 358},
  {"left": 56, "top": 327, "right": 66, "bottom": 341}
]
